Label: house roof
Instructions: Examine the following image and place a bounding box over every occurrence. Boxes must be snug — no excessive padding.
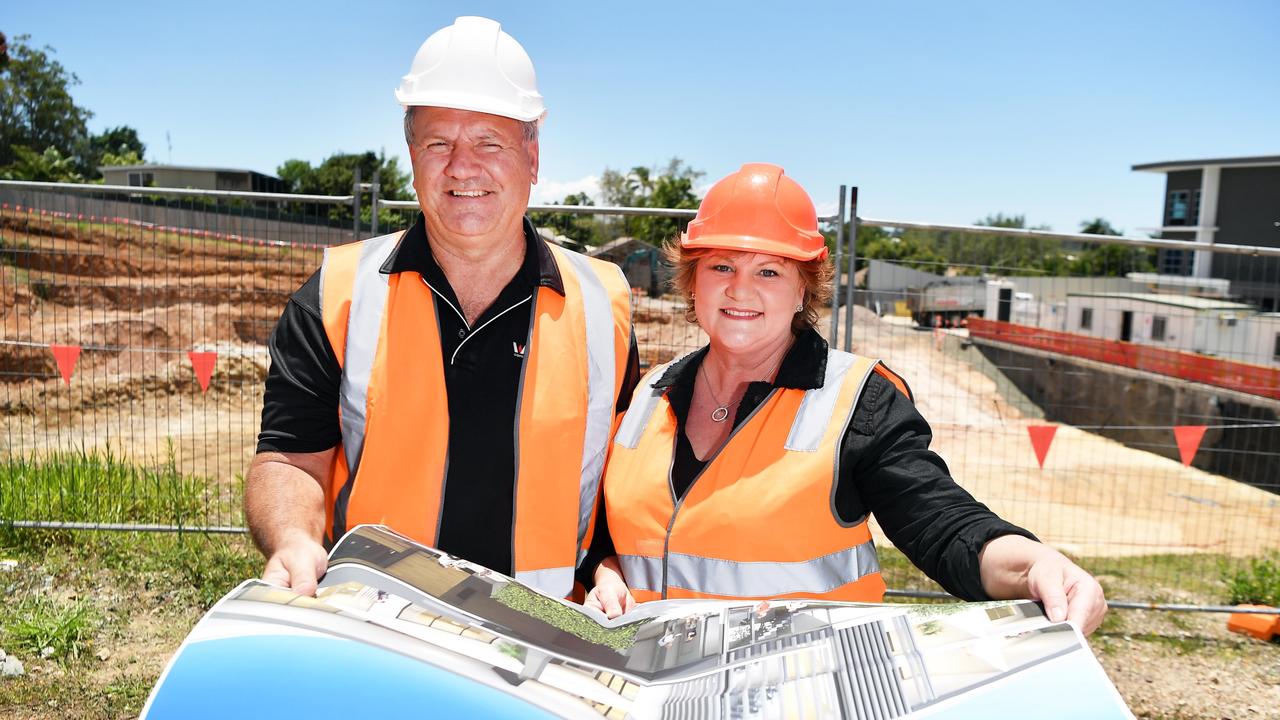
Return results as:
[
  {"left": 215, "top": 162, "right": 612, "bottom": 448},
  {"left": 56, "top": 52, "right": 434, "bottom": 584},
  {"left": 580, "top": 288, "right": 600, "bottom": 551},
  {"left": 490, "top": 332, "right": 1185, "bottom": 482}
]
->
[
  {"left": 1066, "top": 292, "right": 1255, "bottom": 311},
  {"left": 99, "top": 164, "right": 278, "bottom": 177},
  {"left": 1131, "top": 155, "right": 1280, "bottom": 173}
]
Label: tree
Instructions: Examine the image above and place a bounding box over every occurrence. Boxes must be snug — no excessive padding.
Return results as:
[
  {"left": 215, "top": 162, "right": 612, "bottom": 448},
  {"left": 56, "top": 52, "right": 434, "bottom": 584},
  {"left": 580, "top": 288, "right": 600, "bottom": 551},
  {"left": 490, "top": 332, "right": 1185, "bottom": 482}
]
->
[
  {"left": 0, "top": 34, "right": 92, "bottom": 170},
  {"left": 937, "top": 213, "right": 1062, "bottom": 275},
  {"left": 86, "top": 125, "right": 146, "bottom": 171},
  {"left": 1073, "top": 217, "right": 1155, "bottom": 276},
  {"left": 276, "top": 150, "right": 413, "bottom": 227},
  {"left": 529, "top": 191, "right": 601, "bottom": 248},
  {"left": 0, "top": 145, "right": 83, "bottom": 183},
  {"left": 1079, "top": 217, "right": 1121, "bottom": 237},
  {"left": 598, "top": 157, "right": 702, "bottom": 246},
  {"left": 857, "top": 227, "right": 947, "bottom": 274},
  {"left": 0, "top": 35, "right": 147, "bottom": 179}
]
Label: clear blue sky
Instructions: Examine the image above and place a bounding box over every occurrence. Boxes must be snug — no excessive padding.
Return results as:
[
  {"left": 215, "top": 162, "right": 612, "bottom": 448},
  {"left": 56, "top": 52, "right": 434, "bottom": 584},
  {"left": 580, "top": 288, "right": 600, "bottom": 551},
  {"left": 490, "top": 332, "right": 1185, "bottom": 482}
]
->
[{"left": 7, "top": 1, "right": 1278, "bottom": 234}]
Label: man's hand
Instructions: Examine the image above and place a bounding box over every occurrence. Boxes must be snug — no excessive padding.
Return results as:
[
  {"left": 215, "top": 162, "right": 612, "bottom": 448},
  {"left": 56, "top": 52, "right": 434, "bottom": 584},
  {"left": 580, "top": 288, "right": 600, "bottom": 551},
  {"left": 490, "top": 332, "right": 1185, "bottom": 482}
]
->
[
  {"left": 979, "top": 534, "right": 1108, "bottom": 635},
  {"left": 584, "top": 555, "right": 636, "bottom": 619},
  {"left": 244, "top": 449, "right": 334, "bottom": 597},
  {"left": 260, "top": 530, "right": 329, "bottom": 597}
]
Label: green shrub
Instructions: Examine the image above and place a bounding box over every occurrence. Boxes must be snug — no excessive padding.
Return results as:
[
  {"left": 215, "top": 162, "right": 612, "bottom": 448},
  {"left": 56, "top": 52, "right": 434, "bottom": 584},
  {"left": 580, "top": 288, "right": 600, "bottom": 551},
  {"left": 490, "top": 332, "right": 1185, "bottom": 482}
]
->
[{"left": 1223, "top": 553, "right": 1280, "bottom": 607}]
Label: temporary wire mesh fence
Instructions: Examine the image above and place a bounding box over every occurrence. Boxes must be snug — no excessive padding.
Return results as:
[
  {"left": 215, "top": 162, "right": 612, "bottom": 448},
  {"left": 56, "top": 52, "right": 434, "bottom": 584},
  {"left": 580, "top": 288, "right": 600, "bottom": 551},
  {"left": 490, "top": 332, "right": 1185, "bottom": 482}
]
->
[{"left": 2, "top": 180, "right": 1277, "bottom": 611}]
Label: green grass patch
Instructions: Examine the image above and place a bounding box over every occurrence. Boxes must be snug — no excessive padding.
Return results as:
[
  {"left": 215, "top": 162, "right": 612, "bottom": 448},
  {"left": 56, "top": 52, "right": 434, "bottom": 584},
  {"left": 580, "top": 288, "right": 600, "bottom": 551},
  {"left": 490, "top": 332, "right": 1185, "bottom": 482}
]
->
[
  {"left": 0, "top": 674, "right": 155, "bottom": 720},
  {"left": 0, "top": 445, "right": 227, "bottom": 527},
  {"left": 0, "top": 527, "right": 261, "bottom": 611},
  {"left": 1, "top": 597, "right": 99, "bottom": 662},
  {"left": 880, "top": 544, "right": 1276, "bottom": 608},
  {"left": 1221, "top": 552, "right": 1280, "bottom": 607}
]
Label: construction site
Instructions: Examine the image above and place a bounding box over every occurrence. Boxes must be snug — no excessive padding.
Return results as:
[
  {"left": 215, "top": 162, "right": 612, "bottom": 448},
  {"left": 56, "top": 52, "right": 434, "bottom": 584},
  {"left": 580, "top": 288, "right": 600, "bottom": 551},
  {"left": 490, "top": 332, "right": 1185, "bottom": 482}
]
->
[{"left": 2, "top": 187, "right": 1279, "bottom": 718}]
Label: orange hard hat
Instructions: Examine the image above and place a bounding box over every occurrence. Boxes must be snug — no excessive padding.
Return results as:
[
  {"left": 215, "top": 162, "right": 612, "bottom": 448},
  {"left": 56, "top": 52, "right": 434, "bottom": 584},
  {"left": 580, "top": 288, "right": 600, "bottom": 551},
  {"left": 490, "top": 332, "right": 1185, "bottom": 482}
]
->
[{"left": 682, "top": 163, "right": 827, "bottom": 261}]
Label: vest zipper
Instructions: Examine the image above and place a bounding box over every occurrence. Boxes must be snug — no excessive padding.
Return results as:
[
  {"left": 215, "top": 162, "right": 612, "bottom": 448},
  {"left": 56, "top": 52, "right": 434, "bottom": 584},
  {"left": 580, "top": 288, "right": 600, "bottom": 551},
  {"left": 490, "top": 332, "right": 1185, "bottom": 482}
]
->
[{"left": 660, "top": 387, "right": 780, "bottom": 599}]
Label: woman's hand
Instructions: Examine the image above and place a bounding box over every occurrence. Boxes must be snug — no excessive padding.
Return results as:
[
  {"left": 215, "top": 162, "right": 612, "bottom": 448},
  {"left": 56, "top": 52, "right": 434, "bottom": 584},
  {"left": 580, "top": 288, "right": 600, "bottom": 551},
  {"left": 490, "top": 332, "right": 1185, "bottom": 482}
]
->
[
  {"left": 584, "top": 555, "right": 637, "bottom": 619},
  {"left": 979, "top": 534, "right": 1108, "bottom": 634}
]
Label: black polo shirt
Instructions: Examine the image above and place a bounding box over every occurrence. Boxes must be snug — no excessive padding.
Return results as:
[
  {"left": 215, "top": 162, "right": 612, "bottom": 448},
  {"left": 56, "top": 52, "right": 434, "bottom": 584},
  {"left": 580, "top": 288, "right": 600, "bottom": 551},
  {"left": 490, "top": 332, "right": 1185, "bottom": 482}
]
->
[{"left": 257, "top": 214, "right": 638, "bottom": 576}]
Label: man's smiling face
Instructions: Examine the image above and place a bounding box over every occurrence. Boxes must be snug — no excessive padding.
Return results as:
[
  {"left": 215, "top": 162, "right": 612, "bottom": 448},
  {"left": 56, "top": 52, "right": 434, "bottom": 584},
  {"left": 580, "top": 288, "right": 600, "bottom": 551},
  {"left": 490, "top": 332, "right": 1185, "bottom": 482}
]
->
[{"left": 408, "top": 106, "right": 539, "bottom": 248}]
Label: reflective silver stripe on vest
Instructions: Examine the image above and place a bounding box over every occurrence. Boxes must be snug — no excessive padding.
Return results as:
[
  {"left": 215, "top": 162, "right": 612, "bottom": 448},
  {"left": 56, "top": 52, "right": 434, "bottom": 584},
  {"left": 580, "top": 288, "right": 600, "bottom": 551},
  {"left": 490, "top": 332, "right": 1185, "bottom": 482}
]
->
[
  {"left": 653, "top": 542, "right": 881, "bottom": 597},
  {"left": 555, "top": 248, "right": 619, "bottom": 559},
  {"left": 328, "top": 232, "right": 400, "bottom": 476},
  {"left": 614, "top": 360, "right": 679, "bottom": 449},
  {"left": 785, "top": 350, "right": 865, "bottom": 452},
  {"left": 515, "top": 566, "right": 575, "bottom": 598},
  {"left": 617, "top": 554, "right": 664, "bottom": 593}
]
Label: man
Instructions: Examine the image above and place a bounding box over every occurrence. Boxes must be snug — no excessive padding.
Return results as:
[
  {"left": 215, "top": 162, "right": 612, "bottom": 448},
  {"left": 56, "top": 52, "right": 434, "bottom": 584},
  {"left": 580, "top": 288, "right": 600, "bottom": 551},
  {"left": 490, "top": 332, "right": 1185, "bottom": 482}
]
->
[{"left": 245, "top": 16, "right": 637, "bottom": 600}]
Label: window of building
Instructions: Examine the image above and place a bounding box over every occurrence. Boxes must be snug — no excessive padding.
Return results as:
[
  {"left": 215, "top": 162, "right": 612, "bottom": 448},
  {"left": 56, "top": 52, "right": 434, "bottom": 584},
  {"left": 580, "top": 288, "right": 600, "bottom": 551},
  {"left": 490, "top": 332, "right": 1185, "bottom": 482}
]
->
[
  {"left": 1158, "top": 249, "right": 1190, "bottom": 276},
  {"left": 1192, "top": 189, "right": 1201, "bottom": 224},
  {"left": 1080, "top": 307, "right": 1093, "bottom": 330},
  {"left": 127, "top": 172, "right": 154, "bottom": 188},
  {"left": 1151, "top": 315, "right": 1167, "bottom": 341},
  {"left": 1274, "top": 333, "right": 1280, "bottom": 362},
  {"left": 1168, "top": 190, "right": 1190, "bottom": 226}
]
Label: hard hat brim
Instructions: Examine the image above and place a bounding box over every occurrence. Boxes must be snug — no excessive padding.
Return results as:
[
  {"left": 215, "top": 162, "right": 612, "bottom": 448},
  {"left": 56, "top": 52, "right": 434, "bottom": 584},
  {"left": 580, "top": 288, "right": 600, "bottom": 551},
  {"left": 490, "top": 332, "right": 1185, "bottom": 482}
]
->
[
  {"left": 394, "top": 89, "right": 546, "bottom": 124},
  {"left": 681, "top": 233, "right": 828, "bottom": 262}
]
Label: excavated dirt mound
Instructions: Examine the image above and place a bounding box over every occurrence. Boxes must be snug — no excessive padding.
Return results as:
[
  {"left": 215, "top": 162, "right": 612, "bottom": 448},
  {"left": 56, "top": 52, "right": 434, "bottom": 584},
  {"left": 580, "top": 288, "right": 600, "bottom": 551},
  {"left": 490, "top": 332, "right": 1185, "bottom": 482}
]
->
[{"left": 1, "top": 211, "right": 314, "bottom": 483}]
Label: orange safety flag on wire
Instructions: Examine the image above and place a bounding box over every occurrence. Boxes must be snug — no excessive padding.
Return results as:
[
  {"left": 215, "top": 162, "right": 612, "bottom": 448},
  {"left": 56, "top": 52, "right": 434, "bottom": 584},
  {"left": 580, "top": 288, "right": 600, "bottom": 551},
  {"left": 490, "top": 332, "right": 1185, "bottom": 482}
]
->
[
  {"left": 50, "top": 344, "right": 82, "bottom": 385},
  {"left": 1027, "top": 425, "right": 1058, "bottom": 469},
  {"left": 188, "top": 351, "right": 218, "bottom": 393},
  {"left": 1173, "top": 425, "right": 1208, "bottom": 467}
]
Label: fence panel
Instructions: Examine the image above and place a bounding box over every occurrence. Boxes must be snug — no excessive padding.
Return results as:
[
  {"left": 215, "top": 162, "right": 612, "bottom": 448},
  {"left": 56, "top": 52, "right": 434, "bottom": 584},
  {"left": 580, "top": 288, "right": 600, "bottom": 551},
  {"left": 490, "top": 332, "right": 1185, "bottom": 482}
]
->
[
  {"left": 2, "top": 182, "right": 1277, "bottom": 610},
  {"left": 0, "top": 181, "right": 353, "bottom": 530}
]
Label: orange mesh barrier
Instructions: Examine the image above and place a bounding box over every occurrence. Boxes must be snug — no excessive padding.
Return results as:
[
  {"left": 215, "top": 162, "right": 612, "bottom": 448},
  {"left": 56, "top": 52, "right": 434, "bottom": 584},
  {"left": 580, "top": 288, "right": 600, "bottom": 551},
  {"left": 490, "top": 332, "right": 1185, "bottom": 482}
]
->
[{"left": 968, "top": 319, "right": 1280, "bottom": 402}]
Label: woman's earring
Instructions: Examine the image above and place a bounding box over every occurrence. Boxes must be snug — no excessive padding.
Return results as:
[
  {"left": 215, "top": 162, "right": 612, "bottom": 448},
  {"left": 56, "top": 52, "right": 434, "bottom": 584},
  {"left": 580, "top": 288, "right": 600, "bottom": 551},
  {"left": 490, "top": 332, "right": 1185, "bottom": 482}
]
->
[{"left": 795, "top": 303, "right": 803, "bottom": 313}]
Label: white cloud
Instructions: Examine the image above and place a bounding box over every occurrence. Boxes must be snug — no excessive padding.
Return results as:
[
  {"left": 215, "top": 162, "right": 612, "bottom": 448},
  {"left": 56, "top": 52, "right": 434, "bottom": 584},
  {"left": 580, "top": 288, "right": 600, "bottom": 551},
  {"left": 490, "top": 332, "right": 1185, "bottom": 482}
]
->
[
  {"left": 814, "top": 200, "right": 841, "bottom": 220},
  {"left": 530, "top": 175, "right": 601, "bottom": 206}
]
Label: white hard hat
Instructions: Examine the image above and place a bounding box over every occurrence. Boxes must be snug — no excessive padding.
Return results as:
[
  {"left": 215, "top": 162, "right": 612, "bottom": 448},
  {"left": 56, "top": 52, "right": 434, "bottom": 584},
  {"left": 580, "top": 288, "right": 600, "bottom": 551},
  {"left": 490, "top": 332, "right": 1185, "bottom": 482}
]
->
[{"left": 395, "top": 16, "right": 546, "bottom": 123}]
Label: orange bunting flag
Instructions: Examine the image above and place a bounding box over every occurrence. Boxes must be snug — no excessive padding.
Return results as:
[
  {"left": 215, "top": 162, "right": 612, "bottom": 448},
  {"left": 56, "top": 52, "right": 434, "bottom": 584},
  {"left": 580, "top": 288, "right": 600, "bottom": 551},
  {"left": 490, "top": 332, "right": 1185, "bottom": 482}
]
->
[
  {"left": 188, "top": 351, "right": 217, "bottom": 393},
  {"left": 1173, "top": 425, "right": 1208, "bottom": 467},
  {"left": 1027, "top": 425, "right": 1058, "bottom": 469},
  {"left": 50, "top": 344, "right": 82, "bottom": 385}
]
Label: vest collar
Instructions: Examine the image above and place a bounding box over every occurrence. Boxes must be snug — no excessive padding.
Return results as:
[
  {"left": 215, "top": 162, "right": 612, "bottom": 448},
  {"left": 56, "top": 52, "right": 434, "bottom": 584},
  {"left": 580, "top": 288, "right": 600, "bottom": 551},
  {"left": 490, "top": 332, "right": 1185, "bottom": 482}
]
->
[
  {"left": 654, "top": 328, "right": 830, "bottom": 391},
  {"left": 381, "top": 213, "right": 565, "bottom": 296}
]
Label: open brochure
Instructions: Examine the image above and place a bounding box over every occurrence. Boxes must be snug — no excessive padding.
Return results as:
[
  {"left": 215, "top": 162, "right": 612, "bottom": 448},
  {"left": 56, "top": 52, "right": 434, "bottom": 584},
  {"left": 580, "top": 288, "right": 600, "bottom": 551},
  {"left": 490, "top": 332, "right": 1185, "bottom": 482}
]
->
[{"left": 142, "top": 524, "right": 1132, "bottom": 719}]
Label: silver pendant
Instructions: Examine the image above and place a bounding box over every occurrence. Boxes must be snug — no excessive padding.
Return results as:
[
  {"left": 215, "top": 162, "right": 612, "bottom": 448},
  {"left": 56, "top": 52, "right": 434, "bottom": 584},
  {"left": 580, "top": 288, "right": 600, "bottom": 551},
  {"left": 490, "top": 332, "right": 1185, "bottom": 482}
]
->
[{"left": 710, "top": 405, "right": 729, "bottom": 422}]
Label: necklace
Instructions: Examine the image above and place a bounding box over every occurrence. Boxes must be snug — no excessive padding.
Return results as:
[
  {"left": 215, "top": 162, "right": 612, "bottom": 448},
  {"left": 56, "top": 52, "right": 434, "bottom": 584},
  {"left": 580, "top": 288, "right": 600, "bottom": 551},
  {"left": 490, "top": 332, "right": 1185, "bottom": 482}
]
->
[
  {"left": 699, "top": 362, "right": 734, "bottom": 422},
  {"left": 698, "top": 352, "right": 786, "bottom": 424}
]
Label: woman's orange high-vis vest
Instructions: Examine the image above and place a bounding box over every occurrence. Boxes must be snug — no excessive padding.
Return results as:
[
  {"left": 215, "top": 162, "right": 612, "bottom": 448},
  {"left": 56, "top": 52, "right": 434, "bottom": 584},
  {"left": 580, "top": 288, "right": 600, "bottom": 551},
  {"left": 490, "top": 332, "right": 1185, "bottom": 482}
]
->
[
  {"left": 318, "top": 230, "right": 632, "bottom": 599},
  {"left": 604, "top": 349, "right": 890, "bottom": 603}
]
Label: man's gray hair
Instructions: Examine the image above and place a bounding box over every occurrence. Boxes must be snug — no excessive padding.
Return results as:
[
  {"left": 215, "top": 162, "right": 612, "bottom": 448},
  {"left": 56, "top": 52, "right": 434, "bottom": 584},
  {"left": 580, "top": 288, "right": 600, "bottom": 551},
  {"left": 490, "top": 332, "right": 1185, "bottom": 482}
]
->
[{"left": 403, "top": 107, "right": 538, "bottom": 147}]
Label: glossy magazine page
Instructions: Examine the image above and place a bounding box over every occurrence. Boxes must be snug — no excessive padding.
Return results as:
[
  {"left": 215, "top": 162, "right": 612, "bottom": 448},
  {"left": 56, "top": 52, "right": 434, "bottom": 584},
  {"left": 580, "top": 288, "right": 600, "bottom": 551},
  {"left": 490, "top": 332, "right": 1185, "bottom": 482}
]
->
[{"left": 142, "top": 525, "right": 1133, "bottom": 719}]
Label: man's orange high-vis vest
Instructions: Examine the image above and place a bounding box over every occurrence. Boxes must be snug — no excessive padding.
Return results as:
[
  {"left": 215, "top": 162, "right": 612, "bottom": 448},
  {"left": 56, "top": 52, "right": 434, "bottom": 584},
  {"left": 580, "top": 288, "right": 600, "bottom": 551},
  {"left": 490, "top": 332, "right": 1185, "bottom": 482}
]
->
[
  {"left": 604, "top": 349, "right": 889, "bottom": 603},
  {"left": 319, "top": 230, "right": 632, "bottom": 599}
]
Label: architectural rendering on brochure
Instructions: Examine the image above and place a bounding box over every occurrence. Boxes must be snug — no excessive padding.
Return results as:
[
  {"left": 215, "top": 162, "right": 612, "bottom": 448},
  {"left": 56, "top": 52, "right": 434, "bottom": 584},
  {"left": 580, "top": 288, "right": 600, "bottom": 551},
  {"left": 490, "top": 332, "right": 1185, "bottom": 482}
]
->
[{"left": 141, "top": 525, "right": 1132, "bottom": 719}]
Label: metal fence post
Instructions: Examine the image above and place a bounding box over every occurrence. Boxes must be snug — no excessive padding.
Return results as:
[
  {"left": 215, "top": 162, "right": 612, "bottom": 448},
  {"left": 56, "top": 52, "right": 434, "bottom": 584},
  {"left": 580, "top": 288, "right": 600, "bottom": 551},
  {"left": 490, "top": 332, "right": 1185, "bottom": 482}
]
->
[
  {"left": 371, "top": 169, "right": 381, "bottom": 236},
  {"left": 352, "top": 167, "right": 362, "bottom": 237},
  {"left": 829, "top": 185, "right": 847, "bottom": 345},
  {"left": 843, "top": 186, "right": 859, "bottom": 351}
]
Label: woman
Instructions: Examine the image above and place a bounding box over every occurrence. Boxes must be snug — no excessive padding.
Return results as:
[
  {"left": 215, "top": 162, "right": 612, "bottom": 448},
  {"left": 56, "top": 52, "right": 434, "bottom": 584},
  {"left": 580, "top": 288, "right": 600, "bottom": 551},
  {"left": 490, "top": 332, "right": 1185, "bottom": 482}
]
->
[{"left": 585, "top": 163, "right": 1106, "bottom": 634}]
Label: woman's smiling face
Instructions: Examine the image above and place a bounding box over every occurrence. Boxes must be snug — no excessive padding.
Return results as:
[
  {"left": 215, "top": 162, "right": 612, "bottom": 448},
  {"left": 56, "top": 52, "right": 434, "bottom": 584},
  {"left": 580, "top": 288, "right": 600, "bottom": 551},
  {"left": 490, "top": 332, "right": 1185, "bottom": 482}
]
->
[{"left": 693, "top": 250, "right": 804, "bottom": 356}]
